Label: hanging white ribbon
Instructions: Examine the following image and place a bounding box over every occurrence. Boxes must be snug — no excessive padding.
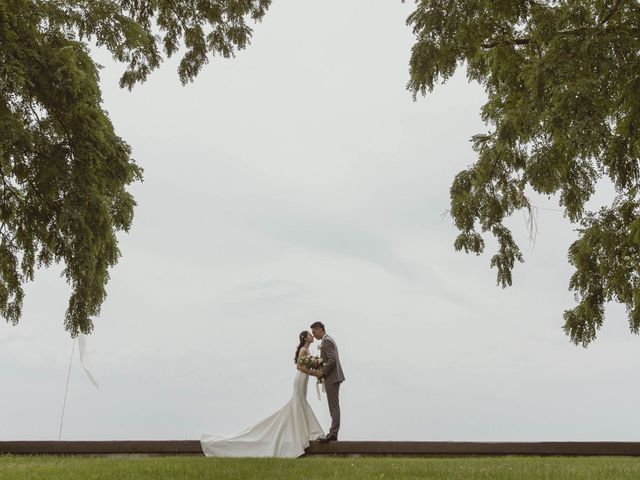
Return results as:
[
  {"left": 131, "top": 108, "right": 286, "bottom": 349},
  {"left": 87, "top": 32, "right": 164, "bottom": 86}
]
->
[
  {"left": 59, "top": 333, "right": 100, "bottom": 440},
  {"left": 78, "top": 333, "right": 100, "bottom": 390},
  {"left": 315, "top": 379, "right": 325, "bottom": 400}
]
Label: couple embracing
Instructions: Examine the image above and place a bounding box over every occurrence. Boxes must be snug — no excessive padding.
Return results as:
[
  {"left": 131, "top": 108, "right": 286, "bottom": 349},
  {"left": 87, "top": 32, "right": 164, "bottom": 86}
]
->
[{"left": 201, "top": 322, "right": 345, "bottom": 458}]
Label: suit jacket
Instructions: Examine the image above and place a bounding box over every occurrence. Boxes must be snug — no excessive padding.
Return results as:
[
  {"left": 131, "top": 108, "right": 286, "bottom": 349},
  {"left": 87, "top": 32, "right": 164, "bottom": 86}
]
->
[{"left": 319, "top": 335, "right": 345, "bottom": 384}]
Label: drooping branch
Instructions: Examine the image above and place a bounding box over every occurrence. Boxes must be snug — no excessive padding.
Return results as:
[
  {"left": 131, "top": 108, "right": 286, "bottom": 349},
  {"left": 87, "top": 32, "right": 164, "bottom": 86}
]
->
[{"left": 407, "top": 0, "right": 640, "bottom": 345}]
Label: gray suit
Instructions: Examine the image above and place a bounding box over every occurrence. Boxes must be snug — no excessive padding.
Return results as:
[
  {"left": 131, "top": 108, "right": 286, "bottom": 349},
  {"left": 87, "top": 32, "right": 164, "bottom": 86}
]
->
[{"left": 319, "top": 335, "right": 345, "bottom": 436}]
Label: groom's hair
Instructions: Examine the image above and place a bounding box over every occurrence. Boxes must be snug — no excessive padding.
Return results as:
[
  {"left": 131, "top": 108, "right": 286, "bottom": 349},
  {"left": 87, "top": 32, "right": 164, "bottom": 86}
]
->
[{"left": 310, "top": 321, "right": 325, "bottom": 331}]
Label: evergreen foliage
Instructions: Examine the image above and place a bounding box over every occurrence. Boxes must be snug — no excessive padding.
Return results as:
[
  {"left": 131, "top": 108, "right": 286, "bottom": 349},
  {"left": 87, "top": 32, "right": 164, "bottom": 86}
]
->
[
  {"left": 406, "top": 0, "right": 640, "bottom": 345},
  {"left": 0, "top": 0, "right": 270, "bottom": 335}
]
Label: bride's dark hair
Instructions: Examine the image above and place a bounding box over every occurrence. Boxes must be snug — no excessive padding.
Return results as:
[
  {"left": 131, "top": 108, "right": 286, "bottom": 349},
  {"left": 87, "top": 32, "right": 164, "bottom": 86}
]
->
[{"left": 294, "top": 331, "right": 308, "bottom": 364}]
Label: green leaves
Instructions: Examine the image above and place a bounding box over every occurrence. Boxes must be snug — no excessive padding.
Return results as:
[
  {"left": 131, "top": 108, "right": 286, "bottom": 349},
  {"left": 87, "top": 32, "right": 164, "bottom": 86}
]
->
[
  {"left": 564, "top": 197, "right": 640, "bottom": 345},
  {"left": 0, "top": 0, "right": 271, "bottom": 335},
  {"left": 407, "top": 0, "right": 640, "bottom": 345},
  {"left": 0, "top": 0, "right": 138, "bottom": 335},
  {"left": 116, "top": 0, "right": 272, "bottom": 88}
]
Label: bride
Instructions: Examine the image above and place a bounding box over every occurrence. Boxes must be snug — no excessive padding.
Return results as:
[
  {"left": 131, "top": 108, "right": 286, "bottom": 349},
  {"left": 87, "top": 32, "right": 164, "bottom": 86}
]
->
[{"left": 200, "top": 331, "right": 325, "bottom": 457}]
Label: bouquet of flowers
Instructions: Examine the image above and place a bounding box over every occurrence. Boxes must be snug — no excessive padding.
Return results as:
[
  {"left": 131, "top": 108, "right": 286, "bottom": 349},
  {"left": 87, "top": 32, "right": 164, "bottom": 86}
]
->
[
  {"left": 299, "top": 355, "right": 325, "bottom": 400},
  {"left": 299, "top": 354, "right": 323, "bottom": 371}
]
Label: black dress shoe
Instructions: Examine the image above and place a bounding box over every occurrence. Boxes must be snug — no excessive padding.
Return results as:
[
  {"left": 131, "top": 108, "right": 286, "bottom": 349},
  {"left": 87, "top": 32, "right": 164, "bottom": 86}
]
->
[{"left": 318, "top": 433, "right": 338, "bottom": 443}]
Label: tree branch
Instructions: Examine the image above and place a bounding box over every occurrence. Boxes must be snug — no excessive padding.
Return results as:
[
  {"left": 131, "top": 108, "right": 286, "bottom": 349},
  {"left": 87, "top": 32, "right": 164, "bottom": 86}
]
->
[
  {"left": 480, "top": 25, "right": 612, "bottom": 49},
  {"left": 0, "top": 224, "right": 18, "bottom": 249},
  {"left": 167, "top": 0, "right": 191, "bottom": 35},
  {"left": 481, "top": 37, "right": 531, "bottom": 49},
  {"left": 0, "top": 166, "right": 23, "bottom": 206},
  {"left": 601, "top": 0, "right": 625, "bottom": 25}
]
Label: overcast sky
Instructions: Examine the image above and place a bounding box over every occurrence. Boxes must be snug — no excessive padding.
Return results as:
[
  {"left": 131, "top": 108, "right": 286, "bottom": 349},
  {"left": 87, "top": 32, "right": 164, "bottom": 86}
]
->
[{"left": 1, "top": 0, "right": 638, "bottom": 442}]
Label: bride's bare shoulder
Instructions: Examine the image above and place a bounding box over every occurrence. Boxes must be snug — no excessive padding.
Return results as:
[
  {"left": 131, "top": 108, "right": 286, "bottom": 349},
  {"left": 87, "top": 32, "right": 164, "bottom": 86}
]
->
[{"left": 297, "top": 347, "right": 310, "bottom": 362}]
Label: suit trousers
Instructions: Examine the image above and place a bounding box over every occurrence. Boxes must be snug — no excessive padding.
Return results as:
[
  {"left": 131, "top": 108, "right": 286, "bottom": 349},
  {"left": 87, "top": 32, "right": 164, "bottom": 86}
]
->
[{"left": 324, "top": 381, "right": 341, "bottom": 436}]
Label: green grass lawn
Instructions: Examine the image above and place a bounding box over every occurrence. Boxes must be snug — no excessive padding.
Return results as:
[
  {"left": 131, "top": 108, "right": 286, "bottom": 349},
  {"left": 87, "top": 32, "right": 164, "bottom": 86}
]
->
[{"left": 2, "top": 455, "right": 640, "bottom": 479}]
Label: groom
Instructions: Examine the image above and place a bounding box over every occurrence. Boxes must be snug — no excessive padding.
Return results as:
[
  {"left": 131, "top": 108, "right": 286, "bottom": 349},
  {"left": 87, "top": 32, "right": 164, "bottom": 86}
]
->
[{"left": 310, "top": 321, "right": 345, "bottom": 443}]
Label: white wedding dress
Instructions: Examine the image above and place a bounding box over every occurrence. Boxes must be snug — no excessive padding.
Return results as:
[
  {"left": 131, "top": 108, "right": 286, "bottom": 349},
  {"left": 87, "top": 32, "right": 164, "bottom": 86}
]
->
[{"left": 201, "top": 367, "right": 324, "bottom": 458}]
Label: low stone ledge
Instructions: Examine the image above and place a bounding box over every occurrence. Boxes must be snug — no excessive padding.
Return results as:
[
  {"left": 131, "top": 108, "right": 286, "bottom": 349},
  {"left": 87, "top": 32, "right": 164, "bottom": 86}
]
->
[{"left": 3, "top": 440, "right": 640, "bottom": 456}]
